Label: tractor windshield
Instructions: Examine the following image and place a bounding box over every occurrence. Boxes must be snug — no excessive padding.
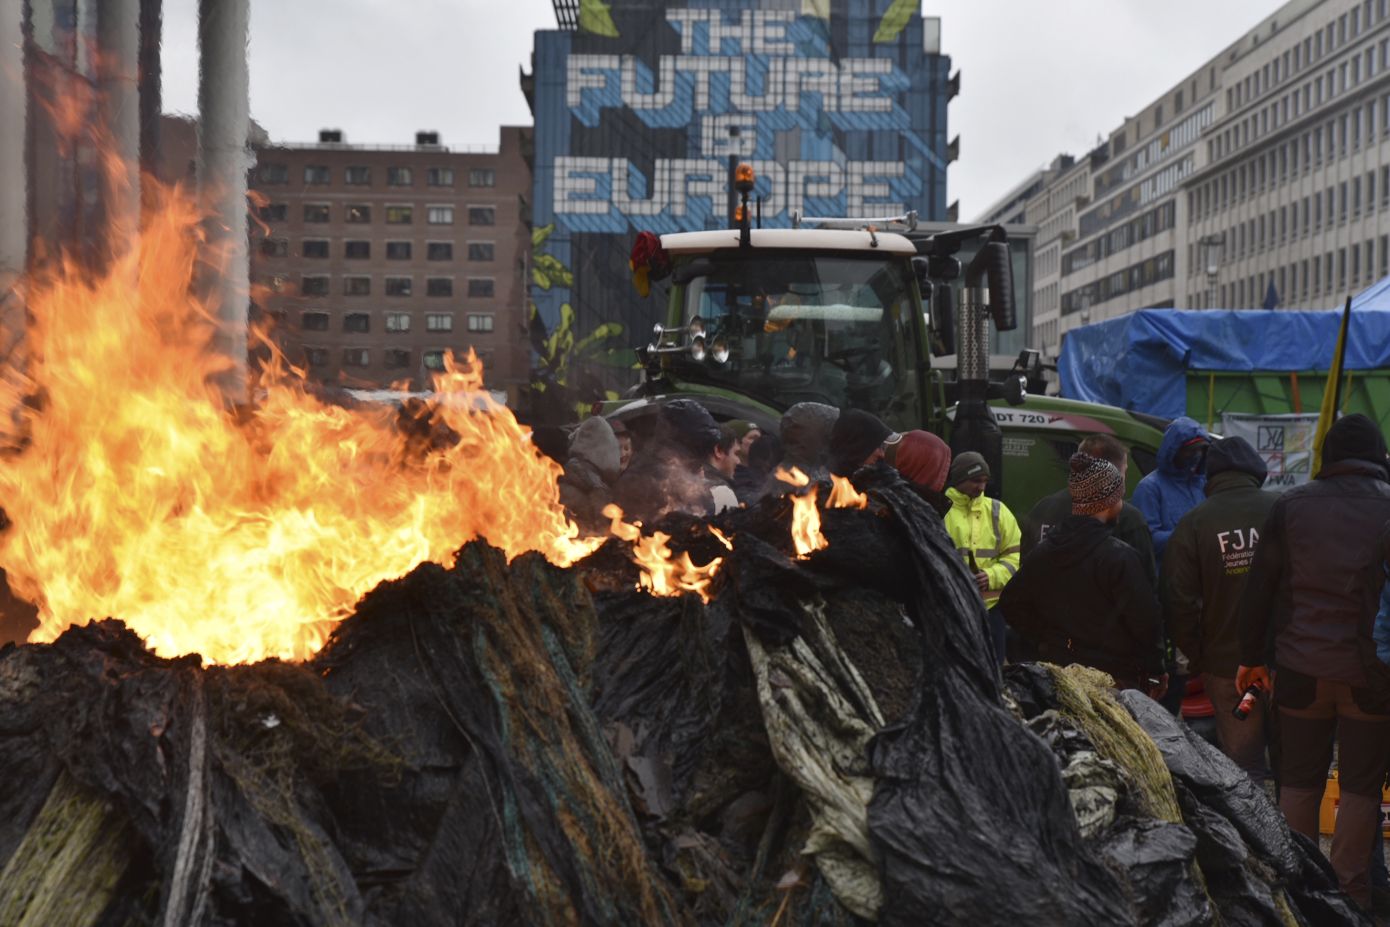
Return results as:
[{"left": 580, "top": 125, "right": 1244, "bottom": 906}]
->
[{"left": 670, "top": 251, "right": 919, "bottom": 416}]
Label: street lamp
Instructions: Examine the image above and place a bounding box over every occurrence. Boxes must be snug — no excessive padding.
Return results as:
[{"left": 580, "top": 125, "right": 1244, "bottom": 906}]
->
[{"left": 1198, "top": 233, "right": 1225, "bottom": 309}]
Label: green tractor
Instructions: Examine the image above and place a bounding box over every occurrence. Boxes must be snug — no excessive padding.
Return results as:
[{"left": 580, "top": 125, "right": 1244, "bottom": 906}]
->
[{"left": 604, "top": 173, "right": 1165, "bottom": 514}]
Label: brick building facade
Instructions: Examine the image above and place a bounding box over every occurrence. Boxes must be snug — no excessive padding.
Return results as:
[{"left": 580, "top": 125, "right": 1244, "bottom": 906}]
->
[{"left": 249, "top": 127, "right": 532, "bottom": 394}]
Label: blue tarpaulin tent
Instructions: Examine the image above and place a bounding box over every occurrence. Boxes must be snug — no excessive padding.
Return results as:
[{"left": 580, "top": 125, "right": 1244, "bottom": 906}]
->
[{"left": 1058, "top": 280, "right": 1390, "bottom": 418}]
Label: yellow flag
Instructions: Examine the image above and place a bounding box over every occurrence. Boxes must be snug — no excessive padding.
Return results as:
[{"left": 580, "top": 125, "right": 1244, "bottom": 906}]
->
[{"left": 1312, "top": 296, "right": 1352, "bottom": 474}]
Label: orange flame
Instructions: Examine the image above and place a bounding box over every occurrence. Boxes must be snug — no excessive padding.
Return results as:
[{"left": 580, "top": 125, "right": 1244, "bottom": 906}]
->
[
  {"left": 827, "top": 475, "right": 868, "bottom": 510},
  {"left": 0, "top": 184, "right": 613, "bottom": 664},
  {"left": 603, "top": 504, "right": 722, "bottom": 601},
  {"left": 775, "top": 468, "right": 826, "bottom": 559}
]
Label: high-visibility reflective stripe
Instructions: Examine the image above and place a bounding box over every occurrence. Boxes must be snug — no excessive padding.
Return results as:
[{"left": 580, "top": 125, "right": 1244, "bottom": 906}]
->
[
  {"left": 1001, "top": 546, "right": 1022, "bottom": 555},
  {"left": 974, "top": 548, "right": 998, "bottom": 559},
  {"left": 990, "top": 499, "right": 1002, "bottom": 550},
  {"left": 1000, "top": 561, "right": 1018, "bottom": 577}
]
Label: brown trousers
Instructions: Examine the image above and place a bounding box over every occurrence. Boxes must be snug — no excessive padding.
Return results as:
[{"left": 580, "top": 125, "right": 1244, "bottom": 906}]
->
[{"left": 1277, "top": 678, "right": 1390, "bottom": 908}]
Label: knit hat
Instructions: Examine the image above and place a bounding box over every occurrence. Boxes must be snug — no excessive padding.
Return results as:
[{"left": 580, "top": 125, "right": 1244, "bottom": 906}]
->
[
  {"left": 1205, "top": 436, "right": 1267, "bottom": 485},
  {"left": 725, "top": 420, "right": 759, "bottom": 439},
  {"left": 660, "top": 399, "right": 721, "bottom": 460},
  {"left": 1068, "top": 452, "right": 1124, "bottom": 515},
  {"left": 828, "top": 410, "right": 900, "bottom": 476},
  {"left": 780, "top": 402, "right": 839, "bottom": 470},
  {"left": 948, "top": 451, "right": 990, "bottom": 488},
  {"left": 895, "top": 430, "right": 952, "bottom": 493},
  {"left": 1321, "top": 413, "right": 1388, "bottom": 468}
]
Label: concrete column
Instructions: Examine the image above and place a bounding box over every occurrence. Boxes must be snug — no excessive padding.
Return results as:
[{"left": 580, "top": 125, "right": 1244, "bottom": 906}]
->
[
  {"left": 137, "top": 0, "right": 161, "bottom": 196},
  {"left": 196, "top": 0, "right": 251, "bottom": 403},
  {"left": 96, "top": 0, "right": 142, "bottom": 253},
  {"left": 0, "top": 0, "right": 27, "bottom": 370}
]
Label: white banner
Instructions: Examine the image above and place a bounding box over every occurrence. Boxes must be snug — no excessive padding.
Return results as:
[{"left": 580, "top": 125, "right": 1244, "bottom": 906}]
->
[{"left": 1219, "top": 412, "right": 1320, "bottom": 491}]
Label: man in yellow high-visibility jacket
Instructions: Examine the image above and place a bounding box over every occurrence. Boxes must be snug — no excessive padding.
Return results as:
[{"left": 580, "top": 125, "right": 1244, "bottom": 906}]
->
[{"left": 944, "top": 452, "right": 1021, "bottom": 663}]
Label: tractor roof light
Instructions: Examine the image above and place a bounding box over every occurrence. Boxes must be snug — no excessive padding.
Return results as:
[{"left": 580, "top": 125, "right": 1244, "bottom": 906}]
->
[{"left": 734, "top": 162, "right": 756, "bottom": 195}]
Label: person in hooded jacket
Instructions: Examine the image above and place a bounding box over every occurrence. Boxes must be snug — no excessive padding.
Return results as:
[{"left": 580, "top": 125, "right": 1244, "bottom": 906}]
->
[
  {"left": 1131, "top": 416, "right": 1210, "bottom": 565},
  {"left": 894, "top": 430, "right": 952, "bottom": 518},
  {"left": 999, "top": 452, "right": 1167, "bottom": 695},
  {"left": 705, "top": 424, "right": 741, "bottom": 513},
  {"left": 557, "top": 416, "right": 623, "bottom": 535},
  {"left": 1162, "top": 436, "right": 1277, "bottom": 780},
  {"left": 1133, "top": 416, "right": 1210, "bottom": 715},
  {"left": 943, "top": 451, "right": 1020, "bottom": 665},
  {"left": 764, "top": 402, "right": 840, "bottom": 495},
  {"left": 827, "top": 409, "right": 903, "bottom": 478},
  {"left": 1022, "top": 433, "right": 1156, "bottom": 587},
  {"left": 1237, "top": 413, "right": 1390, "bottom": 910},
  {"left": 612, "top": 399, "right": 719, "bottom": 525},
  {"left": 733, "top": 433, "right": 782, "bottom": 505}
]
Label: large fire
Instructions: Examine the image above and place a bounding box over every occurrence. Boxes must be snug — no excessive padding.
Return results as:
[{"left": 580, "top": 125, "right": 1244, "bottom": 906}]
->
[{"left": 0, "top": 184, "right": 736, "bottom": 663}]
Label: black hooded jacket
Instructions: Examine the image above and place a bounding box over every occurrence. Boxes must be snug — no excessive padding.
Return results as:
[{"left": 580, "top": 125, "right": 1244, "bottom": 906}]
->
[
  {"left": 1022, "top": 491, "right": 1156, "bottom": 587},
  {"left": 1161, "top": 437, "right": 1278, "bottom": 678},
  {"left": 999, "top": 514, "right": 1166, "bottom": 681},
  {"left": 1238, "top": 457, "right": 1390, "bottom": 688}
]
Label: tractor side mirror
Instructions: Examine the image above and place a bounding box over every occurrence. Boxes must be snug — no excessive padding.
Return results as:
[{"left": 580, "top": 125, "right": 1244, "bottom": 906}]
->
[
  {"left": 926, "top": 283, "right": 955, "bottom": 357},
  {"left": 980, "top": 242, "right": 1016, "bottom": 332}
]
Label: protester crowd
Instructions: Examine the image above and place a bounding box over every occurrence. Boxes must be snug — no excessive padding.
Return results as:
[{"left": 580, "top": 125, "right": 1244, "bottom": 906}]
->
[{"left": 546, "top": 400, "right": 1390, "bottom": 914}]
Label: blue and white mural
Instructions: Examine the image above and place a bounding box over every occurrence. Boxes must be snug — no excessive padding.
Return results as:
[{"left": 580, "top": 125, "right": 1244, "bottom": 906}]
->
[{"left": 527, "top": 0, "right": 952, "bottom": 388}]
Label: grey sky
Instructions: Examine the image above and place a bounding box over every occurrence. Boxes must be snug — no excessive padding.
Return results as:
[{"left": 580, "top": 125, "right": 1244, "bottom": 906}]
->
[{"left": 160, "top": 0, "right": 1281, "bottom": 218}]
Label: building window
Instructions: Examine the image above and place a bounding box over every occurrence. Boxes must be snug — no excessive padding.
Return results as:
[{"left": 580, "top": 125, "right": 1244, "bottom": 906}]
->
[
  {"left": 346, "top": 204, "right": 372, "bottom": 223},
  {"left": 259, "top": 238, "right": 288, "bottom": 257},
  {"left": 426, "top": 277, "right": 454, "bottom": 297},
  {"left": 384, "top": 349, "right": 411, "bottom": 369},
  {"left": 303, "top": 203, "right": 330, "bottom": 223},
  {"left": 385, "top": 312, "right": 411, "bottom": 332},
  {"left": 302, "top": 239, "right": 329, "bottom": 259},
  {"left": 467, "top": 206, "right": 495, "bottom": 226},
  {"left": 343, "top": 312, "right": 371, "bottom": 333},
  {"left": 386, "top": 205, "right": 413, "bottom": 225},
  {"left": 342, "top": 348, "right": 371, "bottom": 367},
  {"left": 423, "top": 350, "right": 446, "bottom": 371},
  {"left": 427, "top": 241, "right": 454, "bottom": 261},
  {"left": 301, "top": 311, "right": 329, "bottom": 331},
  {"left": 305, "top": 347, "right": 330, "bottom": 367},
  {"left": 344, "top": 276, "right": 371, "bottom": 296},
  {"left": 385, "top": 276, "right": 413, "bottom": 296},
  {"left": 469, "top": 168, "right": 496, "bottom": 187},
  {"left": 427, "top": 167, "right": 455, "bottom": 187},
  {"left": 427, "top": 205, "right": 455, "bottom": 225},
  {"left": 258, "top": 162, "right": 289, "bottom": 184},
  {"left": 305, "top": 165, "right": 331, "bottom": 185},
  {"left": 386, "top": 241, "right": 412, "bottom": 260},
  {"left": 259, "top": 203, "right": 288, "bottom": 222},
  {"left": 467, "top": 313, "right": 495, "bottom": 332},
  {"left": 345, "top": 166, "right": 371, "bottom": 185},
  {"left": 426, "top": 313, "right": 453, "bottom": 332},
  {"left": 345, "top": 240, "right": 371, "bottom": 259},
  {"left": 387, "top": 166, "right": 413, "bottom": 186},
  {"left": 467, "top": 278, "right": 494, "bottom": 298},
  {"left": 301, "top": 275, "right": 330, "bottom": 296},
  {"left": 467, "top": 242, "right": 494, "bottom": 261}
]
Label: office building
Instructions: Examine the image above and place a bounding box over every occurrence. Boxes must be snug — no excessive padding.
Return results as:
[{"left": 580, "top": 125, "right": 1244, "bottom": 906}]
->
[
  {"left": 978, "top": 0, "right": 1390, "bottom": 360},
  {"left": 249, "top": 128, "right": 532, "bottom": 394}
]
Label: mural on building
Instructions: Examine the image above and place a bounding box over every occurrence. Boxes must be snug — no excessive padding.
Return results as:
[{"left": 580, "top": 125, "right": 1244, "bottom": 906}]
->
[{"left": 528, "top": 0, "right": 952, "bottom": 398}]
